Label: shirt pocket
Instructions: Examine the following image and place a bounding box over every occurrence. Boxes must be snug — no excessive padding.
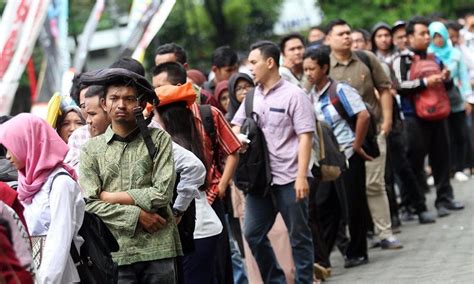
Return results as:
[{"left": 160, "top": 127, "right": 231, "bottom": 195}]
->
[{"left": 267, "top": 107, "right": 291, "bottom": 134}]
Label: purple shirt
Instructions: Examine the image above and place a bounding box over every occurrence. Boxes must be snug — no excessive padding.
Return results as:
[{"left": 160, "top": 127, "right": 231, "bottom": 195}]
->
[{"left": 232, "top": 78, "right": 315, "bottom": 185}]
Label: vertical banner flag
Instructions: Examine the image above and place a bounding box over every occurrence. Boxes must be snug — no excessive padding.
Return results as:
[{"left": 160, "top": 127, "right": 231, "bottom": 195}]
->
[{"left": 0, "top": 0, "right": 51, "bottom": 115}]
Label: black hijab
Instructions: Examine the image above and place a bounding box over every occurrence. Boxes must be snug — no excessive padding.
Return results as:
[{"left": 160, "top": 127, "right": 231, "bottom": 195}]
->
[{"left": 225, "top": 73, "right": 254, "bottom": 122}]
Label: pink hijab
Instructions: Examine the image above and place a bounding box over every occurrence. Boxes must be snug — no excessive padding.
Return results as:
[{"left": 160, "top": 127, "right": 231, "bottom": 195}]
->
[{"left": 0, "top": 113, "right": 77, "bottom": 204}]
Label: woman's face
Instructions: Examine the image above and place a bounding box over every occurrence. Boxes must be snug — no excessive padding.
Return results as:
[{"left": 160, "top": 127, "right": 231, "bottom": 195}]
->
[
  {"left": 219, "top": 91, "right": 230, "bottom": 111},
  {"left": 235, "top": 79, "right": 252, "bottom": 103},
  {"left": 433, "top": 33, "right": 445, "bottom": 48},
  {"left": 6, "top": 149, "right": 24, "bottom": 170},
  {"left": 59, "top": 111, "right": 84, "bottom": 143}
]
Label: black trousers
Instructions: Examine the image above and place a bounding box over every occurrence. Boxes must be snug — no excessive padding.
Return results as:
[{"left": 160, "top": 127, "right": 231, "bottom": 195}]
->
[
  {"left": 387, "top": 127, "right": 427, "bottom": 213},
  {"left": 211, "top": 198, "right": 234, "bottom": 284},
  {"left": 384, "top": 137, "right": 400, "bottom": 222},
  {"left": 342, "top": 154, "right": 369, "bottom": 259},
  {"left": 448, "top": 111, "right": 470, "bottom": 172},
  {"left": 404, "top": 117, "right": 454, "bottom": 208},
  {"left": 308, "top": 176, "right": 346, "bottom": 268}
]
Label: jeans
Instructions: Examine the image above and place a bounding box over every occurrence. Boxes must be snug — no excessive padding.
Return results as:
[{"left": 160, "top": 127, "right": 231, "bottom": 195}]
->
[
  {"left": 244, "top": 181, "right": 314, "bottom": 284},
  {"left": 118, "top": 258, "right": 175, "bottom": 284},
  {"left": 225, "top": 215, "right": 248, "bottom": 284}
]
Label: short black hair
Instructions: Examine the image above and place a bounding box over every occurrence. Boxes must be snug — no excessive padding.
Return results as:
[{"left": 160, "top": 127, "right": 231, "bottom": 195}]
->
[
  {"left": 303, "top": 46, "right": 331, "bottom": 75},
  {"left": 352, "top": 28, "right": 371, "bottom": 42},
  {"left": 110, "top": 57, "right": 145, "bottom": 76},
  {"left": 446, "top": 21, "right": 463, "bottom": 32},
  {"left": 310, "top": 25, "right": 326, "bottom": 34},
  {"left": 155, "top": 43, "right": 187, "bottom": 65},
  {"left": 249, "top": 41, "right": 280, "bottom": 67},
  {"left": 69, "top": 73, "right": 86, "bottom": 105},
  {"left": 326, "top": 19, "right": 350, "bottom": 34},
  {"left": 406, "top": 16, "right": 431, "bottom": 35},
  {"left": 211, "top": 46, "right": 238, "bottom": 68},
  {"left": 152, "top": 62, "right": 187, "bottom": 85},
  {"left": 84, "top": 85, "right": 106, "bottom": 99},
  {"left": 279, "top": 33, "right": 305, "bottom": 53}
]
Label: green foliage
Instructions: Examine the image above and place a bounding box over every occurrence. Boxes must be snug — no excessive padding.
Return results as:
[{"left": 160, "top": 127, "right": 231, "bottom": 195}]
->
[{"left": 318, "top": 0, "right": 471, "bottom": 30}]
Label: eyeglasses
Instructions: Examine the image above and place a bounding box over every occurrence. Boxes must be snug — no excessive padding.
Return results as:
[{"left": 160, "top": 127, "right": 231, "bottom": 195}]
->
[{"left": 236, "top": 85, "right": 251, "bottom": 92}]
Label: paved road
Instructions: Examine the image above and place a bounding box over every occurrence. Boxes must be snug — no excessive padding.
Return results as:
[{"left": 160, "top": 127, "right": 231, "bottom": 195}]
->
[{"left": 326, "top": 178, "right": 474, "bottom": 283}]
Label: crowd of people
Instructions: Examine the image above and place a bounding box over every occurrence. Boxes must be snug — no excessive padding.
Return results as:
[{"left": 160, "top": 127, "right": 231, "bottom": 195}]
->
[{"left": 0, "top": 12, "right": 473, "bottom": 284}]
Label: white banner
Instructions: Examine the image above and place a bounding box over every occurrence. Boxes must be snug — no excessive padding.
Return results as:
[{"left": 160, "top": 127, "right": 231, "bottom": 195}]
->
[
  {"left": 0, "top": 0, "right": 51, "bottom": 115},
  {"left": 132, "top": 0, "right": 176, "bottom": 62}
]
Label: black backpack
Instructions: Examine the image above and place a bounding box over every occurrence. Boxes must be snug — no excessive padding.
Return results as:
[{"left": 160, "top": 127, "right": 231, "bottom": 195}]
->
[
  {"left": 233, "top": 90, "right": 272, "bottom": 197},
  {"left": 51, "top": 172, "right": 119, "bottom": 284}
]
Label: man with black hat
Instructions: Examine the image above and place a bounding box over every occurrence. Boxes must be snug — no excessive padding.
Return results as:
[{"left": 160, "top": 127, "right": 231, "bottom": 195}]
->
[
  {"left": 79, "top": 68, "right": 181, "bottom": 283},
  {"left": 392, "top": 21, "right": 408, "bottom": 52}
]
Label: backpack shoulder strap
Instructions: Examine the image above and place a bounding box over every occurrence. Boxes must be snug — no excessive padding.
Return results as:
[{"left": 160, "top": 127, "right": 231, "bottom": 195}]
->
[
  {"left": 199, "top": 105, "right": 219, "bottom": 165},
  {"left": 244, "top": 88, "right": 255, "bottom": 119},
  {"left": 134, "top": 107, "right": 157, "bottom": 160},
  {"left": 354, "top": 50, "right": 372, "bottom": 74}
]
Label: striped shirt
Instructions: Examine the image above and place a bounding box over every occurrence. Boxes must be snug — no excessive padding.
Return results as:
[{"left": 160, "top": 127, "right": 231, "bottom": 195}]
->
[{"left": 312, "top": 80, "right": 366, "bottom": 158}]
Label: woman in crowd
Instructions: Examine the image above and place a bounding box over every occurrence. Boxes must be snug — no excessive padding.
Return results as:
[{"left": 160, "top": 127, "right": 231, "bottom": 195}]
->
[
  {"left": 429, "top": 21, "right": 473, "bottom": 181},
  {"left": 0, "top": 113, "right": 85, "bottom": 283},
  {"left": 225, "top": 73, "right": 254, "bottom": 122},
  {"left": 214, "top": 80, "right": 230, "bottom": 114},
  {"left": 155, "top": 83, "right": 223, "bottom": 284}
]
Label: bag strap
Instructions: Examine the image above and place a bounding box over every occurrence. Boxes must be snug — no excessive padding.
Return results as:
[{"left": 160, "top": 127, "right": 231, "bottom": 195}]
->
[
  {"left": 48, "top": 172, "right": 82, "bottom": 266},
  {"left": 199, "top": 105, "right": 219, "bottom": 165},
  {"left": 134, "top": 107, "right": 157, "bottom": 160},
  {"left": 316, "top": 121, "right": 325, "bottom": 160},
  {"left": 244, "top": 88, "right": 255, "bottom": 119}
]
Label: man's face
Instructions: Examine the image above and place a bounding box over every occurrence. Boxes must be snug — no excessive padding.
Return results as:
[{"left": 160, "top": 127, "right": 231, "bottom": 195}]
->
[
  {"left": 392, "top": 27, "right": 408, "bottom": 50},
  {"left": 448, "top": 28, "right": 460, "bottom": 46},
  {"left": 466, "top": 15, "right": 474, "bottom": 32},
  {"left": 328, "top": 24, "right": 352, "bottom": 52},
  {"left": 351, "top": 32, "right": 367, "bottom": 50},
  {"left": 155, "top": 53, "right": 177, "bottom": 66},
  {"left": 308, "top": 29, "right": 325, "bottom": 43},
  {"left": 79, "top": 87, "right": 89, "bottom": 119},
  {"left": 409, "top": 24, "right": 430, "bottom": 51},
  {"left": 248, "top": 49, "right": 271, "bottom": 85},
  {"left": 152, "top": 72, "right": 173, "bottom": 88},
  {"left": 283, "top": 38, "right": 305, "bottom": 67},
  {"left": 102, "top": 85, "right": 139, "bottom": 125},
  {"left": 84, "top": 96, "right": 111, "bottom": 137},
  {"left": 213, "top": 65, "right": 238, "bottom": 83},
  {"left": 374, "top": 28, "right": 392, "bottom": 52},
  {"left": 303, "top": 57, "right": 327, "bottom": 86}
]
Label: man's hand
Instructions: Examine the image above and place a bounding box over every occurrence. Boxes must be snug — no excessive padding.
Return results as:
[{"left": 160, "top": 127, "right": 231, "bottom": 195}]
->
[
  {"left": 217, "top": 181, "right": 227, "bottom": 199},
  {"left": 465, "top": 102, "right": 472, "bottom": 115},
  {"left": 426, "top": 74, "right": 444, "bottom": 87},
  {"left": 295, "top": 177, "right": 309, "bottom": 201},
  {"left": 441, "top": 69, "right": 450, "bottom": 81},
  {"left": 380, "top": 120, "right": 392, "bottom": 137},
  {"left": 174, "top": 216, "right": 182, "bottom": 225},
  {"left": 353, "top": 145, "right": 374, "bottom": 161},
  {"left": 138, "top": 210, "right": 167, "bottom": 234}
]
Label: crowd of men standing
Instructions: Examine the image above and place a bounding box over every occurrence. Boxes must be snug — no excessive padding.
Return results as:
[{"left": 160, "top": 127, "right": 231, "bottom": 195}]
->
[{"left": 1, "top": 12, "right": 473, "bottom": 284}]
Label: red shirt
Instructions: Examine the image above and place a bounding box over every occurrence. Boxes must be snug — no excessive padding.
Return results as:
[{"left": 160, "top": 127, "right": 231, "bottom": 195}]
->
[{"left": 190, "top": 103, "right": 241, "bottom": 204}]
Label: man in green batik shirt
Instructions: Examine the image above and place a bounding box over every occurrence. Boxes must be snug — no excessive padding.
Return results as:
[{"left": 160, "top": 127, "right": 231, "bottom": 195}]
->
[{"left": 79, "top": 68, "right": 181, "bottom": 283}]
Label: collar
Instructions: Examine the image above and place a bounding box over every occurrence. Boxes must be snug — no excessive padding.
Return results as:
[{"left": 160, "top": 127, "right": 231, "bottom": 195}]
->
[
  {"left": 257, "top": 77, "right": 285, "bottom": 95},
  {"left": 330, "top": 52, "right": 358, "bottom": 68},
  {"left": 316, "top": 80, "right": 331, "bottom": 97},
  {"left": 104, "top": 125, "right": 141, "bottom": 144}
]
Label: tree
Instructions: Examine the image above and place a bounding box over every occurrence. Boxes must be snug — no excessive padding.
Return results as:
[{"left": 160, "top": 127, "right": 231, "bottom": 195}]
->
[{"left": 318, "top": 0, "right": 472, "bottom": 30}]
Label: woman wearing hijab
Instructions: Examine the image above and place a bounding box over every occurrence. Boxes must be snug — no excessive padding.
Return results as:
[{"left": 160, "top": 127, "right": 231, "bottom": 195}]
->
[
  {"left": 215, "top": 80, "right": 230, "bottom": 114},
  {"left": 226, "top": 73, "right": 254, "bottom": 122},
  {"left": 0, "top": 113, "right": 85, "bottom": 284},
  {"left": 429, "top": 21, "right": 473, "bottom": 181}
]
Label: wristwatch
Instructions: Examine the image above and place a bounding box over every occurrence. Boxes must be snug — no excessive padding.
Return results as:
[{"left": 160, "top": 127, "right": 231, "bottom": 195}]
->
[{"left": 172, "top": 208, "right": 185, "bottom": 217}]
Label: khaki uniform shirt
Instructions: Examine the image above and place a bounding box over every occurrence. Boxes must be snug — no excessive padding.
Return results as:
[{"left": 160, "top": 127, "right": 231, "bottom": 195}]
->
[{"left": 329, "top": 51, "right": 391, "bottom": 120}]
